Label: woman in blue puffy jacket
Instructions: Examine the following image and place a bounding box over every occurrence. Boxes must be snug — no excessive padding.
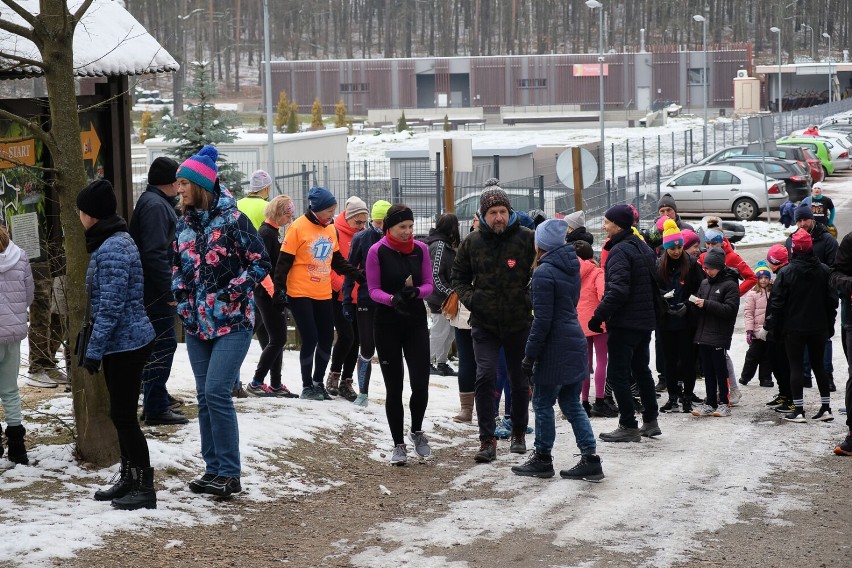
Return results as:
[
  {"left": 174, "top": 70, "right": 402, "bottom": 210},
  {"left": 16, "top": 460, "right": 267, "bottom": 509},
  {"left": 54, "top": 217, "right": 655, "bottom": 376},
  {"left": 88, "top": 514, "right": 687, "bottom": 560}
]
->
[
  {"left": 512, "top": 219, "right": 604, "bottom": 482},
  {"left": 76, "top": 180, "right": 156, "bottom": 510},
  {"left": 172, "top": 146, "right": 270, "bottom": 498}
]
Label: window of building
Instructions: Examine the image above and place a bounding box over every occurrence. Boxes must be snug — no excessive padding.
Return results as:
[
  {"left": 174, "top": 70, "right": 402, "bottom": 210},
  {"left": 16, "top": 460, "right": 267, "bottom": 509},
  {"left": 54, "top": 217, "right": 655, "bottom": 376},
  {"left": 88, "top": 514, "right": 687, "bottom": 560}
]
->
[
  {"left": 340, "top": 83, "right": 369, "bottom": 93},
  {"left": 518, "top": 78, "right": 547, "bottom": 88},
  {"left": 688, "top": 68, "right": 707, "bottom": 85}
]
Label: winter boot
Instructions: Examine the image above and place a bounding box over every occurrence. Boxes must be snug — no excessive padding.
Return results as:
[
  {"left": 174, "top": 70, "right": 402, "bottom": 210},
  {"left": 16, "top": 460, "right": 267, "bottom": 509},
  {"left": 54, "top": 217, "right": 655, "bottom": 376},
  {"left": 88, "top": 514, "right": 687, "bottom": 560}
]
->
[
  {"left": 452, "top": 392, "right": 474, "bottom": 423},
  {"left": 511, "top": 450, "right": 555, "bottom": 478},
  {"left": 509, "top": 430, "right": 527, "bottom": 454},
  {"left": 590, "top": 398, "right": 618, "bottom": 418},
  {"left": 111, "top": 466, "right": 157, "bottom": 510},
  {"left": 338, "top": 377, "right": 358, "bottom": 402},
  {"left": 94, "top": 456, "right": 133, "bottom": 501},
  {"left": 560, "top": 454, "right": 605, "bottom": 482},
  {"left": 474, "top": 437, "right": 497, "bottom": 463},
  {"left": 5, "top": 424, "right": 28, "bottom": 465},
  {"left": 325, "top": 371, "right": 341, "bottom": 397}
]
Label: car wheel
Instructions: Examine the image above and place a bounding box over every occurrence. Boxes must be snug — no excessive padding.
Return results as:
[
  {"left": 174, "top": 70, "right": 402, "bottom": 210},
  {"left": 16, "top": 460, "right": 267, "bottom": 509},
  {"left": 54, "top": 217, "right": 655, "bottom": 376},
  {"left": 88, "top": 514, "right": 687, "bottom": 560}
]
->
[
  {"left": 732, "top": 198, "right": 759, "bottom": 221},
  {"left": 823, "top": 166, "right": 829, "bottom": 179}
]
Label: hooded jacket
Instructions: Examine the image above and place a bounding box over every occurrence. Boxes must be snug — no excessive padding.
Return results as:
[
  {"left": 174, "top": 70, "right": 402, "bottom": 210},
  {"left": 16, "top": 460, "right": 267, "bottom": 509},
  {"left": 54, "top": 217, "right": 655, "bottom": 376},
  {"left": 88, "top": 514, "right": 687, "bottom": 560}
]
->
[
  {"left": 829, "top": 232, "right": 852, "bottom": 330},
  {"left": 128, "top": 185, "right": 178, "bottom": 314},
  {"left": 451, "top": 212, "right": 536, "bottom": 335},
  {"left": 172, "top": 183, "right": 271, "bottom": 340},
  {"left": 698, "top": 239, "right": 757, "bottom": 296},
  {"left": 0, "top": 241, "right": 34, "bottom": 343},
  {"left": 577, "top": 257, "right": 605, "bottom": 336},
  {"left": 693, "top": 267, "right": 740, "bottom": 349},
  {"left": 743, "top": 286, "right": 770, "bottom": 333},
  {"left": 343, "top": 224, "right": 382, "bottom": 308},
  {"left": 766, "top": 253, "right": 837, "bottom": 337},
  {"left": 565, "top": 226, "right": 594, "bottom": 246},
  {"left": 525, "top": 244, "right": 588, "bottom": 385},
  {"left": 784, "top": 222, "right": 838, "bottom": 267},
  {"left": 331, "top": 211, "right": 362, "bottom": 302},
  {"left": 425, "top": 228, "right": 456, "bottom": 311},
  {"left": 656, "top": 252, "right": 704, "bottom": 332},
  {"left": 593, "top": 229, "right": 658, "bottom": 331}
]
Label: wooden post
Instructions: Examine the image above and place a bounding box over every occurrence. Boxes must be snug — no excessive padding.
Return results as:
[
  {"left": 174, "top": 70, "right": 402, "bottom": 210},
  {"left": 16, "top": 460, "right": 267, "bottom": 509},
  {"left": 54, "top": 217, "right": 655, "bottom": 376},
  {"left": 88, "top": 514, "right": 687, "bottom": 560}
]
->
[
  {"left": 572, "top": 146, "right": 584, "bottom": 212},
  {"left": 443, "top": 138, "right": 454, "bottom": 212}
]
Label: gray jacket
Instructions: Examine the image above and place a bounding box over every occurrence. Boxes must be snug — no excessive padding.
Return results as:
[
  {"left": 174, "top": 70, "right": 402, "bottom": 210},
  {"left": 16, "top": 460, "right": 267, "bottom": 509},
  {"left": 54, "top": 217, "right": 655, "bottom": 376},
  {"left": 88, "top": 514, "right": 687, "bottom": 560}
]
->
[{"left": 0, "top": 241, "right": 34, "bottom": 343}]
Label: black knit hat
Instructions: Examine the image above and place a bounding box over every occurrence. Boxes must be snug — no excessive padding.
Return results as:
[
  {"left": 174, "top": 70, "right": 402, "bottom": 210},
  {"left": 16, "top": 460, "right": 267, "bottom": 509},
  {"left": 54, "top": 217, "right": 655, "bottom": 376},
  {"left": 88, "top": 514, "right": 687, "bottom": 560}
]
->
[
  {"left": 604, "top": 204, "right": 634, "bottom": 231},
  {"left": 77, "top": 179, "right": 117, "bottom": 219},
  {"left": 147, "top": 156, "right": 179, "bottom": 186}
]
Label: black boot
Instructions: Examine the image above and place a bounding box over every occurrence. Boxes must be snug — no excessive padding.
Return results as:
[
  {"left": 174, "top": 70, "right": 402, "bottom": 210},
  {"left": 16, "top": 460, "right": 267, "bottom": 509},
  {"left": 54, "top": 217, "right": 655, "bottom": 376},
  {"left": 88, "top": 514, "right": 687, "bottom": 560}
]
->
[
  {"left": 5, "top": 424, "right": 28, "bottom": 465},
  {"left": 0, "top": 424, "right": 4, "bottom": 459},
  {"left": 94, "top": 456, "right": 133, "bottom": 501},
  {"left": 112, "top": 466, "right": 157, "bottom": 510}
]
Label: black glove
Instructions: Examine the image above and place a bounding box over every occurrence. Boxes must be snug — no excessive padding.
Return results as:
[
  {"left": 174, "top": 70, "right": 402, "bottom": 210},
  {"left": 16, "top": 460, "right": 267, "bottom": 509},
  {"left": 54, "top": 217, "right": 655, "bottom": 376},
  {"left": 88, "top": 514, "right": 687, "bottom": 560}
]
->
[
  {"left": 82, "top": 357, "right": 101, "bottom": 375},
  {"left": 355, "top": 270, "right": 367, "bottom": 286},
  {"left": 217, "top": 291, "right": 231, "bottom": 303},
  {"left": 273, "top": 290, "right": 288, "bottom": 309},
  {"left": 588, "top": 316, "right": 604, "bottom": 334},
  {"left": 667, "top": 303, "right": 687, "bottom": 318},
  {"left": 174, "top": 289, "right": 189, "bottom": 303},
  {"left": 342, "top": 303, "right": 355, "bottom": 322},
  {"left": 391, "top": 292, "right": 411, "bottom": 317},
  {"left": 401, "top": 286, "right": 419, "bottom": 301},
  {"left": 521, "top": 356, "right": 535, "bottom": 378}
]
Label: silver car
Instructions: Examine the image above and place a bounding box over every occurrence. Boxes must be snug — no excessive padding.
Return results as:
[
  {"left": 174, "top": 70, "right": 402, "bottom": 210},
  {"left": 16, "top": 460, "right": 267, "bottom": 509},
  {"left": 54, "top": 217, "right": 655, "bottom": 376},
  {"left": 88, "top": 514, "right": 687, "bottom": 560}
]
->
[{"left": 659, "top": 164, "right": 787, "bottom": 221}]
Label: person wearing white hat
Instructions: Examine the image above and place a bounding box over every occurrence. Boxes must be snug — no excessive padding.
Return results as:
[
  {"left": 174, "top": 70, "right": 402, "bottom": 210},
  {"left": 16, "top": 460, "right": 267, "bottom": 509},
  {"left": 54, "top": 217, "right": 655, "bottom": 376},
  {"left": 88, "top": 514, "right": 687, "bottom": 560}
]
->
[{"left": 237, "top": 170, "right": 274, "bottom": 230}]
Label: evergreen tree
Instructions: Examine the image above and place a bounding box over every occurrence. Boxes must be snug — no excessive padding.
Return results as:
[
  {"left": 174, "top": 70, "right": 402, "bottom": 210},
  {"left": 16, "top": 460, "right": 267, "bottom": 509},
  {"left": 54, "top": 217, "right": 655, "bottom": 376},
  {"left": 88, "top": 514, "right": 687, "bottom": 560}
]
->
[
  {"left": 443, "top": 114, "right": 451, "bottom": 132},
  {"left": 274, "top": 91, "right": 290, "bottom": 132},
  {"left": 334, "top": 99, "right": 348, "bottom": 128},
  {"left": 397, "top": 111, "right": 409, "bottom": 132},
  {"left": 157, "top": 61, "right": 242, "bottom": 189},
  {"left": 286, "top": 107, "right": 300, "bottom": 133},
  {"left": 138, "top": 111, "right": 154, "bottom": 143},
  {"left": 310, "top": 98, "right": 325, "bottom": 130}
]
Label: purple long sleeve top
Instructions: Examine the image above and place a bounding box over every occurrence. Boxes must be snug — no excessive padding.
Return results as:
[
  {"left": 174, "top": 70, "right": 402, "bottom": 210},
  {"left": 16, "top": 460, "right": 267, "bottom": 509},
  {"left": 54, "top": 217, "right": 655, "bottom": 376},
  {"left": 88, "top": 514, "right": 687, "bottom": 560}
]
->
[{"left": 366, "top": 237, "right": 434, "bottom": 306}]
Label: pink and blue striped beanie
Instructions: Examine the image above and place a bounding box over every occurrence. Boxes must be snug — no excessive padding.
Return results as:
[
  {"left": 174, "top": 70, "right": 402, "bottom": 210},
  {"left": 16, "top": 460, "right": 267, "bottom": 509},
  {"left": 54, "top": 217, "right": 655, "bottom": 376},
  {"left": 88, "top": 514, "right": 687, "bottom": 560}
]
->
[{"left": 176, "top": 145, "right": 219, "bottom": 193}]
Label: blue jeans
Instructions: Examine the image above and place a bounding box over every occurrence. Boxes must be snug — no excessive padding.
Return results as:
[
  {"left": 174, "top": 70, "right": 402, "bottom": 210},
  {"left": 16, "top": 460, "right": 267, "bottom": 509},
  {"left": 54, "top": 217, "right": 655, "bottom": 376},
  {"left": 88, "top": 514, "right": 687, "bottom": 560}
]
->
[
  {"left": 142, "top": 313, "right": 177, "bottom": 415},
  {"left": 532, "top": 382, "right": 596, "bottom": 456},
  {"left": 454, "top": 328, "right": 476, "bottom": 393},
  {"left": 186, "top": 330, "right": 252, "bottom": 478}
]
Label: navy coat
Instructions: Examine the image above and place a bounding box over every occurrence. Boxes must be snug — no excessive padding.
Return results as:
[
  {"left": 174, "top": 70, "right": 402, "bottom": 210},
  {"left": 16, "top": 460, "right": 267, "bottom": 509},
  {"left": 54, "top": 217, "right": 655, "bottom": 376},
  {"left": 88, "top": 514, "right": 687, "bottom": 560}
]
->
[
  {"left": 594, "top": 230, "right": 658, "bottom": 331},
  {"left": 525, "top": 244, "right": 588, "bottom": 385}
]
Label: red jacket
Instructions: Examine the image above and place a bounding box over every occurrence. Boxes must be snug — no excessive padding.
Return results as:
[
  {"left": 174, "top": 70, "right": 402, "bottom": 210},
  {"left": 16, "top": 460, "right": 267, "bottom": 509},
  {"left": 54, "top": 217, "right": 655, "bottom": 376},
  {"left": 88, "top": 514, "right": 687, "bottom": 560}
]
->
[
  {"left": 331, "top": 212, "right": 362, "bottom": 302},
  {"left": 698, "top": 239, "right": 757, "bottom": 297},
  {"left": 577, "top": 258, "right": 606, "bottom": 336}
]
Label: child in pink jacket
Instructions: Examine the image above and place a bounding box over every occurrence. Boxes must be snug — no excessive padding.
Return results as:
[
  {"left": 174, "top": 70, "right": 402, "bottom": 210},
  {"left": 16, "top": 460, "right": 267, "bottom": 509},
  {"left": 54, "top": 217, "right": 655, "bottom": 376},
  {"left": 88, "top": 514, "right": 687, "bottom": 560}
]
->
[
  {"left": 740, "top": 261, "right": 773, "bottom": 387},
  {"left": 573, "top": 241, "right": 611, "bottom": 417}
]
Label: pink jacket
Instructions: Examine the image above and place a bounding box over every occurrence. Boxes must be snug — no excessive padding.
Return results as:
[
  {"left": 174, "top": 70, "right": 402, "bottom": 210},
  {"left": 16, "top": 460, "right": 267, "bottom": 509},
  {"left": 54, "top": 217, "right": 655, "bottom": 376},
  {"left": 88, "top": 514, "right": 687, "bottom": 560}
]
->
[
  {"left": 577, "top": 258, "right": 606, "bottom": 336},
  {"left": 743, "top": 287, "right": 769, "bottom": 332}
]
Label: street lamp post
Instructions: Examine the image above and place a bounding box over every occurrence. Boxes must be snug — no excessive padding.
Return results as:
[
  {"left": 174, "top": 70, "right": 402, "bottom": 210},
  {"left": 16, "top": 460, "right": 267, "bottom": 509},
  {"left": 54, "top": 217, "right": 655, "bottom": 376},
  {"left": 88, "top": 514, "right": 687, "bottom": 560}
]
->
[
  {"left": 823, "top": 32, "right": 832, "bottom": 104},
  {"left": 801, "top": 23, "right": 814, "bottom": 60},
  {"left": 770, "top": 27, "right": 782, "bottom": 113},
  {"left": 693, "top": 14, "right": 708, "bottom": 156},
  {"left": 586, "top": 0, "right": 605, "bottom": 184},
  {"left": 263, "top": 0, "right": 275, "bottom": 178}
]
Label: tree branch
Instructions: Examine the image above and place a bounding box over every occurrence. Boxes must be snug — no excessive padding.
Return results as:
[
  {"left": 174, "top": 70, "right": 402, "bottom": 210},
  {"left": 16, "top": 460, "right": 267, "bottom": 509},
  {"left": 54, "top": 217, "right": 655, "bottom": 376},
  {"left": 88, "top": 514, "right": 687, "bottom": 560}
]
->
[
  {"left": 0, "top": 107, "right": 54, "bottom": 151},
  {"left": 0, "top": 15, "right": 33, "bottom": 40},
  {"left": 73, "top": 0, "right": 96, "bottom": 23},
  {"left": 0, "top": 50, "right": 45, "bottom": 69},
  {"left": 0, "top": 0, "right": 36, "bottom": 28}
]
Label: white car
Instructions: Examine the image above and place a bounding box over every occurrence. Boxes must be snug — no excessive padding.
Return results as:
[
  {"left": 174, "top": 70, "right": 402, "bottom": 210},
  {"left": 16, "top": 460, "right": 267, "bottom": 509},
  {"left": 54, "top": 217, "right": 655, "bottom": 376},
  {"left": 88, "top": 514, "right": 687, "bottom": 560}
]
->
[
  {"left": 659, "top": 164, "right": 787, "bottom": 221},
  {"left": 787, "top": 131, "right": 852, "bottom": 170}
]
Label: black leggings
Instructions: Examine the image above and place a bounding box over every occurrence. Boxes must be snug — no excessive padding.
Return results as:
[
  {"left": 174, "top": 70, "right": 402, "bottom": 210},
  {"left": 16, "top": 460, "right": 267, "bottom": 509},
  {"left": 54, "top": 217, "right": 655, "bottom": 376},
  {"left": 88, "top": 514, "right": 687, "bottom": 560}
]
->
[
  {"left": 330, "top": 298, "right": 359, "bottom": 378},
  {"left": 356, "top": 305, "right": 376, "bottom": 358},
  {"left": 103, "top": 342, "right": 154, "bottom": 468},
  {"left": 374, "top": 307, "right": 430, "bottom": 445},
  {"left": 253, "top": 287, "right": 288, "bottom": 388},
  {"left": 785, "top": 334, "right": 831, "bottom": 404},
  {"left": 659, "top": 328, "right": 696, "bottom": 400},
  {"left": 288, "top": 296, "right": 334, "bottom": 388}
]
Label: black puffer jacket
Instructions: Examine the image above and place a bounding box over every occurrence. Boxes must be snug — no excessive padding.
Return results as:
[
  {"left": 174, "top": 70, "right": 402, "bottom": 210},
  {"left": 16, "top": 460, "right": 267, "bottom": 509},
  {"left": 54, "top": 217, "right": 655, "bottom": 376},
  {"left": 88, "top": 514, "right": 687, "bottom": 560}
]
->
[
  {"left": 593, "top": 229, "right": 657, "bottom": 331},
  {"left": 128, "top": 185, "right": 177, "bottom": 314},
  {"left": 425, "top": 229, "right": 456, "bottom": 312},
  {"left": 565, "top": 226, "right": 594, "bottom": 246},
  {"left": 693, "top": 267, "right": 740, "bottom": 349},
  {"left": 785, "top": 222, "right": 838, "bottom": 266},
  {"left": 451, "top": 213, "right": 536, "bottom": 335},
  {"left": 829, "top": 232, "right": 852, "bottom": 329},
  {"left": 656, "top": 252, "right": 704, "bottom": 332},
  {"left": 766, "top": 253, "right": 837, "bottom": 337}
]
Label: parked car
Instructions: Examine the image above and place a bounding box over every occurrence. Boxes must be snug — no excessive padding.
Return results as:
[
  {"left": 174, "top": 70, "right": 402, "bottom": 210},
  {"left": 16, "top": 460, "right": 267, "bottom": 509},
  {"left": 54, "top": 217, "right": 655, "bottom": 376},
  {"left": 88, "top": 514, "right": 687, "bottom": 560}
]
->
[
  {"left": 659, "top": 164, "right": 787, "bottom": 221},
  {"left": 789, "top": 131, "right": 852, "bottom": 170},
  {"left": 697, "top": 144, "right": 822, "bottom": 183},
  {"left": 777, "top": 137, "right": 835, "bottom": 178},
  {"left": 715, "top": 156, "right": 811, "bottom": 201}
]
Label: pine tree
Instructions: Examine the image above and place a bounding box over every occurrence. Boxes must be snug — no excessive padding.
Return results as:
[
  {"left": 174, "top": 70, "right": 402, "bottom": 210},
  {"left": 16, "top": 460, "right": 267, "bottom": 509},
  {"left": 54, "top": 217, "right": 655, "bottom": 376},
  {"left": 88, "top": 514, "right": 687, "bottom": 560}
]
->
[
  {"left": 334, "top": 99, "right": 347, "bottom": 128},
  {"left": 397, "top": 111, "right": 409, "bottom": 132},
  {"left": 286, "top": 107, "right": 299, "bottom": 133},
  {"left": 138, "top": 111, "right": 153, "bottom": 143},
  {"left": 443, "top": 114, "right": 451, "bottom": 132},
  {"left": 274, "top": 91, "right": 290, "bottom": 132},
  {"left": 310, "top": 98, "right": 325, "bottom": 130},
  {"left": 157, "top": 60, "right": 242, "bottom": 188},
  {"left": 259, "top": 114, "right": 266, "bottom": 128}
]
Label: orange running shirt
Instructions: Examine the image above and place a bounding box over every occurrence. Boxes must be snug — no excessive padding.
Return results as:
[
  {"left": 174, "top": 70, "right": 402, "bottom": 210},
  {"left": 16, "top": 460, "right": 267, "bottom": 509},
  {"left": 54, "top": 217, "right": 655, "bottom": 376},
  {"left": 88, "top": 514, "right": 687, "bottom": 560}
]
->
[{"left": 280, "top": 215, "right": 339, "bottom": 300}]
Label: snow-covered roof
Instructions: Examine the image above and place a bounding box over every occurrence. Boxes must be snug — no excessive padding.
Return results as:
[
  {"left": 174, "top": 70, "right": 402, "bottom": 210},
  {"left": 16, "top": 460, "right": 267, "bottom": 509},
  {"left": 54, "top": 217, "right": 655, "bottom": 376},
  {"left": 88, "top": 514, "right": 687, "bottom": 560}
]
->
[{"left": 0, "top": 0, "right": 178, "bottom": 78}]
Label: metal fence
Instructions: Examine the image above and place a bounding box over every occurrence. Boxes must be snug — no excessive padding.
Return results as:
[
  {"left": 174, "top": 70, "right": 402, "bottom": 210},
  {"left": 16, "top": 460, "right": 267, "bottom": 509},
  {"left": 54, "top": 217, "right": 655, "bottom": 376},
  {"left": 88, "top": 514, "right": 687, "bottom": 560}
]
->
[{"left": 131, "top": 97, "right": 852, "bottom": 244}]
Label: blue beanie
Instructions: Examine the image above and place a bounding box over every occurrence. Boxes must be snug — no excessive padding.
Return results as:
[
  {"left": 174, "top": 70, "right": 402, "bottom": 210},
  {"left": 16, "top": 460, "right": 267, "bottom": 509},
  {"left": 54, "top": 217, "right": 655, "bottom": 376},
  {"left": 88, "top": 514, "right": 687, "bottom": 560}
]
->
[
  {"left": 308, "top": 186, "right": 337, "bottom": 212},
  {"left": 794, "top": 204, "right": 814, "bottom": 221},
  {"left": 176, "top": 145, "right": 219, "bottom": 193},
  {"left": 535, "top": 219, "right": 569, "bottom": 252},
  {"left": 704, "top": 228, "right": 724, "bottom": 244},
  {"left": 604, "top": 204, "right": 634, "bottom": 230}
]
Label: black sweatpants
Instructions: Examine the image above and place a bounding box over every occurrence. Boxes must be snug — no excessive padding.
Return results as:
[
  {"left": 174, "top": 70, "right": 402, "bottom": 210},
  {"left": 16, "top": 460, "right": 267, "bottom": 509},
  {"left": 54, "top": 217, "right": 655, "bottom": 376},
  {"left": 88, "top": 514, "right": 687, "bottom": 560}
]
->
[
  {"left": 253, "top": 287, "right": 288, "bottom": 388},
  {"left": 330, "top": 298, "right": 359, "bottom": 378},
  {"left": 699, "top": 344, "right": 728, "bottom": 408},
  {"left": 659, "top": 328, "right": 696, "bottom": 400},
  {"left": 785, "top": 333, "right": 831, "bottom": 405},
  {"left": 288, "top": 296, "right": 334, "bottom": 388},
  {"left": 103, "top": 342, "right": 154, "bottom": 468},
  {"left": 845, "top": 328, "right": 852, "bottom": 428},
  {"left": 374, "top": 307, "right": 430, "bottom": 445},
  {"left": 741, "top": 338, "right": 772, "bottom": 384}
]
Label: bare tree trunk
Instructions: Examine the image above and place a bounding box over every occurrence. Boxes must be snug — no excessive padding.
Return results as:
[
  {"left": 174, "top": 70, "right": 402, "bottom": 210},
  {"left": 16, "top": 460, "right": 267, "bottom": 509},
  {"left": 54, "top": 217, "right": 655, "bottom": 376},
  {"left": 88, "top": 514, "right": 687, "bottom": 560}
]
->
[{"left": 234, "top": 0, "right": 241, "bottom": 93}]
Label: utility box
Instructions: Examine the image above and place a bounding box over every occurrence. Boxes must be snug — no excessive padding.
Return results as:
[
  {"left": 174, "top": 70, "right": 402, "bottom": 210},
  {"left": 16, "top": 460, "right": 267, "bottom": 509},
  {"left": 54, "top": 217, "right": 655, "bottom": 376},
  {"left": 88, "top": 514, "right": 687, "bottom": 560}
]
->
[{"left": 733, "top": 73, "right": 761, "bottom": 114}]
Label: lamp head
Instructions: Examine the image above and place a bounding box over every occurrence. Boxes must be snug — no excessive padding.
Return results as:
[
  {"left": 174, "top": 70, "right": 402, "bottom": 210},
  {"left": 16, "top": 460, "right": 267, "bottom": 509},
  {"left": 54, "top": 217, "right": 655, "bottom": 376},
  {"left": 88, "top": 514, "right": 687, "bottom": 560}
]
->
[
  {"left": 770, "top": 26, "right": 780, "bottom": 33},
  {"left": 585, "top": 0, "right": 602, "bottom": 9},
  {"left": 822, "top": 32, "right": 831, "bottom": 39},
  {"left": 693, "top": 15, "right": 705, "bottom": 22}
]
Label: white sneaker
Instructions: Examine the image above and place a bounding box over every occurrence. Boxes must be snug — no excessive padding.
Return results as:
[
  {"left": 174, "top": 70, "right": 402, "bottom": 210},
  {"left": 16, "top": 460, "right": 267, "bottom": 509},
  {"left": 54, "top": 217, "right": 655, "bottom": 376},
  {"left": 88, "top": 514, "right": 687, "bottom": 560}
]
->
[
  {"left": 44, "top": 368, "right": 69, "bottom": 385},
  {"left": 26, "top": 372, "right": 58, "bottom": 388},
  {"left": 728, "top": 388, "right": 742, "bottom": 407},
  {"left": 712, "top": 405, "right": 732, "bottom": 417},
  {"left": 691, "top": 404, "right": 714, "bottom": 417},
  {"left": 390, "top": 444, "right": 408, "bottom": 466}
]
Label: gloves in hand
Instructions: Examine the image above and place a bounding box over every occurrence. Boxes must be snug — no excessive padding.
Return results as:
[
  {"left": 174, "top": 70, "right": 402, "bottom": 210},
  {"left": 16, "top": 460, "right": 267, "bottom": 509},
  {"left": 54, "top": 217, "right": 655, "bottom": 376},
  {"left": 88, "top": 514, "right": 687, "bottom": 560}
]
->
[
  {"left": 754, "top": 328, "right": 768, "bottom": 341},
  {"left": 82, "top": 357, "right": 101, "bottom": 375},
  {"left": 342, "top": 303, "right": 355, "bottom": 322},
  {"left": 391, "top": 292, "right": 411, "bottom": 317},
  {"left": 354, "top": 270, "right": 367, "bottom": 286},
  {"left": 588, "top": 316, "right": 604, "bottom": 334},
  {"left": 401, "top": 286, "right": 419, "bottom": 301},
  {"left": 746, "top": 330, "right": 753, "bottom": 345},
  {"left": 521, "top": 356, "right": 535, "bottom": 378}
]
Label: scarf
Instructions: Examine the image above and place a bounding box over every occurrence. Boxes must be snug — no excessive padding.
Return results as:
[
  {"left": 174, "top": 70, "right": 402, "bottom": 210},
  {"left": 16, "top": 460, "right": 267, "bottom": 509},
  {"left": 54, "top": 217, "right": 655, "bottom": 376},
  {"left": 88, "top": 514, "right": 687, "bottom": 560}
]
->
[
  {"left": 386, "top": 233, "right": 415, "bottom": 254},
  {"left": 307, "top": 208, "right": 332, "bottom": 227},
  {"left": 84, "top": 215, "right": 128, "bottom": 253}
]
